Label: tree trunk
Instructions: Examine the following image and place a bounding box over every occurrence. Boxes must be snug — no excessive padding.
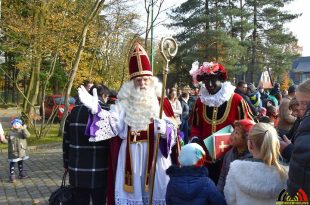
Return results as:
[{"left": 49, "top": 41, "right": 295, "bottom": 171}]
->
[
  {"left": 251, "top": 0, "right": 257, "bottom": 83},
  {"left": 58, "top": 0, "right": 106, "bottom": 137},
  {"left": 205, "top": 0, "right": 210, "bottom": 60}
]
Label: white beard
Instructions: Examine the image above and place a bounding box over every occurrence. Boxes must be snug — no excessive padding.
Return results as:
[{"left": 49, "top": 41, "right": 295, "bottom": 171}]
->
[{"left": 117, "top": 77, "right": 161, "bottom": 131}]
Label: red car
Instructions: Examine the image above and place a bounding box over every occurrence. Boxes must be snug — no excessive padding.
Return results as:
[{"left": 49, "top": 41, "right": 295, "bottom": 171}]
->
[{"left": 40, "top": 95, "right": 76, "bottom": 121}]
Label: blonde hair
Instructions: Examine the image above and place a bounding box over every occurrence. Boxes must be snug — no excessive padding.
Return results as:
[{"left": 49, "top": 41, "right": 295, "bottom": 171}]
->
[
  {"left": 248, "top": 123, "right": 287, "bottom": 179},
  {"left": 297, "top": 79, "right": 310, "bottom": 97}
]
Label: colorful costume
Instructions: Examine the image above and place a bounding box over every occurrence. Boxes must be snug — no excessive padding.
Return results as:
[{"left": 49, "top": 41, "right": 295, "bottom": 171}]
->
[
  {"left": 188, "top": 61, "right": 254, "bottom": 183},
  {"left": 78, "top": 42, "right": 177, "bottom": 205},
  {"left": 190, "top": 82, "right": 253, "bottom": 140}
]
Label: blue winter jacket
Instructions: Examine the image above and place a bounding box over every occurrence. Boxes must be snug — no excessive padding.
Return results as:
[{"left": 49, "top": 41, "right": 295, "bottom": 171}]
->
[{"left": 166, "top": 165, "right": 226, "bottom": 205}]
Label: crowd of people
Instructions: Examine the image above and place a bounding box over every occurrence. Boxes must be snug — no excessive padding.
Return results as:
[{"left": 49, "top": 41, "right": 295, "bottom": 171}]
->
[
  {"left": 1, "top": 41, "right": 310, "bottom": 205},
  {"left": 63, "top": 43, "right": 310, "bottom": 205}
]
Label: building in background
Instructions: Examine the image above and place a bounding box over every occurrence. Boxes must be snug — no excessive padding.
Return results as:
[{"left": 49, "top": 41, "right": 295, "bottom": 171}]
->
[{"left": 290, "top": 57, "right": 310, "bottom": 84}]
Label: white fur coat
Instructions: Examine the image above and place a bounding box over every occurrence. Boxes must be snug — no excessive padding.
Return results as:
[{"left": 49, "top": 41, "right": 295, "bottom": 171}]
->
[{"left": 224, "top": 160, "right": 288, "bottom": 205}]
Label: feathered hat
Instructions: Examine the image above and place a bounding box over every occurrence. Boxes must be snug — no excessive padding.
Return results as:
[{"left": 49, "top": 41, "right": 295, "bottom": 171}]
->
[
  {"left": 189, "top": 61, "right": 227, "bottom": 86},
  {"left": 128, "top": 42, "right": 152, "bottom": 80}
]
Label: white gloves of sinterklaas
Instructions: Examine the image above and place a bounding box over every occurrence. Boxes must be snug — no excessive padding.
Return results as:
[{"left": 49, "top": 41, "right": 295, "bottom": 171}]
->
[
  {"left": 154, "top": 118, "right": 166, "bottom": 136},
  {"left": 78, "top": 85, "right": 99, "bottom": 114}
]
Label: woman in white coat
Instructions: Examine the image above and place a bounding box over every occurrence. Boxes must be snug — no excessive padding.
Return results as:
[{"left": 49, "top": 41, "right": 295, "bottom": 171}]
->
[{"left": 224, "top": 122, "right": 288, "bottom": 205}]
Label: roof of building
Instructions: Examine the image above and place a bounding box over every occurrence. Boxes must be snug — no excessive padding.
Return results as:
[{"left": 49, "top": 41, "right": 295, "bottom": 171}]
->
[{"left": 292, "top": 56, "right": 310, "bottom": 72}]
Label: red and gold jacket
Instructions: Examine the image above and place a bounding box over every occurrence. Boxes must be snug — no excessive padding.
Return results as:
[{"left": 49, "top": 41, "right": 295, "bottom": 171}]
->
[{"left": 189, "top": 93, "right": 254, "bottom": 141}]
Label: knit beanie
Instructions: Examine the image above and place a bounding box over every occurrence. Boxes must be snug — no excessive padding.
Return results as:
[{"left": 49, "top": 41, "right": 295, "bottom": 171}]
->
[
  {"left": 178, "top": 143, "right": 205, "bottom": 166},
  {"left": 11, "top": 118, "right": 23, "bottom": 126}
]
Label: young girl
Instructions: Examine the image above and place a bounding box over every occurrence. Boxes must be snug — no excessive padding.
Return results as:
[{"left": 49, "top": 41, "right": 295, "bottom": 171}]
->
[
  {"left": 217, "top": 119, "right": 255, "bottom": 192},
  {"left": 166, "top": 143, "right": 226, "bottom": 205},
  {"left": 224, "top": 122, "right": 288, "bottom": 205},
  {"left": 7, "top": 118, "right": 30, "bottom": 183}
]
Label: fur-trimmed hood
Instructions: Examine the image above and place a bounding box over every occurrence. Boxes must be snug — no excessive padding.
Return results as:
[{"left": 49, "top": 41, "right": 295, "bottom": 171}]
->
[{"left": 224, "top": 159, "right": 288, "bottom": 205}]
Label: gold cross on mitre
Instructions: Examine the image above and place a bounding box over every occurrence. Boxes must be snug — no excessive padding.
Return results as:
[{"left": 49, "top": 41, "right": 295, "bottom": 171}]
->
[
  {"left": 219, "top": 141, "right": 229, "bottom": 152},
  {"left": 131, "top": 43, "right": 149, "bottom": 70},
  {"left": 131, "top": 131, "right": 141, "bottom": 142}
]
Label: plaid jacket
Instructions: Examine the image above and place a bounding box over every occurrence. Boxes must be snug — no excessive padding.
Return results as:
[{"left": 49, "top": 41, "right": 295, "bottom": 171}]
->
[{"left": 63, "top": 104, "right": 110, "bottom": 188}]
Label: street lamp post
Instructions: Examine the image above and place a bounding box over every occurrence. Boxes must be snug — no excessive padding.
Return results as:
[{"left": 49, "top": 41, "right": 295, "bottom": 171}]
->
[{"left": 150, "top": 0, "right": 154, "bottom": 72}]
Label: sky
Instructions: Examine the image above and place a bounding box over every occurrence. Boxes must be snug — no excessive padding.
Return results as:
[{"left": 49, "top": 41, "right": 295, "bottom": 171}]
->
[{"left": 151, "top": 0, "right": 310, "bottom": 57}]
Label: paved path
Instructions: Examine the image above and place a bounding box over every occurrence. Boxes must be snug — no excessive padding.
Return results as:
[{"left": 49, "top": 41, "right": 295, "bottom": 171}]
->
[{"left": 0, "top": 145, "right": 65, "bottom": 205}]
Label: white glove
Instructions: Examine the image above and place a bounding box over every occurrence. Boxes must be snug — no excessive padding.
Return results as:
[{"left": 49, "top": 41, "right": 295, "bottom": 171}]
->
[
  {"left": 0, "top": 123, "right": 4, "bottom": 135},
  {"left": 154, "top": 118, "right": 166, "bottom": 136},
  {"left": 78, "top": 85, "right": 99, "bottom": 114}
]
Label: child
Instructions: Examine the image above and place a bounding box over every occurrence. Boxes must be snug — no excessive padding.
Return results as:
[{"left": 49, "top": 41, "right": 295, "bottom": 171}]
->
[
  {"left": 6, "top": 118, "right": 30, "bottom": 183},
  {"left": 224, "top": 123, "right": 288, "bottom": 205},
  {"left": 217, "top": 119, "right": 255, "bottom": 192},
  {"left": 166, "top": 143, "right": 226, "bottom": 205}
]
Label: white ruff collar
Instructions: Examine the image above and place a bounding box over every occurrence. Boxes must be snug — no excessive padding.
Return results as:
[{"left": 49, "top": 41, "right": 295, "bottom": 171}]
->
[{"left": 199, "top": 81, "right": 235, "bottom": 107}]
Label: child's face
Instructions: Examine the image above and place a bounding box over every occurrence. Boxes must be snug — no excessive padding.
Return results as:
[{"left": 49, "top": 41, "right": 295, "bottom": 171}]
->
[
  {"left": 12, "top": 123, "right": 22, "bottom": 129},
  {"left": 229, "top": 126, "right": 246, "bottom": 148}
]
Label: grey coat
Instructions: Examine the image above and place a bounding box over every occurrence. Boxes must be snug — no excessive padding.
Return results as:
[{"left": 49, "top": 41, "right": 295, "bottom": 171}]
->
[{"left": 7, "top": 127, "right": 30, "bottom": 161}]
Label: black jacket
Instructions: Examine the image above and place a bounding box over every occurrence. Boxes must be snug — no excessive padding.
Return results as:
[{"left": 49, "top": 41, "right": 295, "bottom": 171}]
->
[
  {"left": 63, "top": 104, "right": 110, "bottom": 188},
  {"left": 287, "top": 103, "right": 310, "bottom": 197},
  {"left": 234, "top": 89, "right": 257, "bottom": 116}
]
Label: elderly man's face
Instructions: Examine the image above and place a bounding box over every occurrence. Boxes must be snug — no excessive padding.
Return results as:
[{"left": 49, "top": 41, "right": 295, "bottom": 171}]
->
[
  {"left": 203, "top": 74, "right": 222, "bottom": 95},
  {"left": 134, "top": 76, "right": 150, "bottom": 90}
]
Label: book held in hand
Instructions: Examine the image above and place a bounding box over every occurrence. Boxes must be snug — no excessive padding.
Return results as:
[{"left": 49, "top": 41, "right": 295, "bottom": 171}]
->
[{"left": 203, "top": 125, "right": 234, "bottom": 161}]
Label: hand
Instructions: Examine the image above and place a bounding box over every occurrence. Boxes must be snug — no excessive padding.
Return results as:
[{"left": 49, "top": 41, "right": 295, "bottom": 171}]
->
[
  {"left": 279, "top": 135, "right": 291, "bottom": 153},
  {"left": 0, "top": 134, "right": 7, "bottom": 144},
  {"left": 0, "top": 134, "right": 5, "bottom": 142},
  {"left": 78, "top": 85, "right": 99, "bottom": 114},
  {"left": 154, "top": 118, "right": 166, "bottom": 136}
]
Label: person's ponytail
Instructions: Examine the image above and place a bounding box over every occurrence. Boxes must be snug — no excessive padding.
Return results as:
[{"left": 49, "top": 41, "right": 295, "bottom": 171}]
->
[
  {"left": 260, "top": 130, "right": 287, "bottom": 179},
  {"left": 250, "top": 123, "right": 287, "bottom": 179}
]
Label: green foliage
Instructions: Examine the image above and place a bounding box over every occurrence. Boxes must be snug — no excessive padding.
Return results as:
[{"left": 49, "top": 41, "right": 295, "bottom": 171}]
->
[
  {"left": 168, "top": 0, "right": 301, "bottom": 86},
  {"left": 0, "top": 0, "right": 141, "bottom": 96}
]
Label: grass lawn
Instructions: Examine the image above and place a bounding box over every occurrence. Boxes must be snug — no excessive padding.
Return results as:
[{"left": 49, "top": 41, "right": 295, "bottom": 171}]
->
[{"left": 0, "top": 124, "right": 62, "bottom": 150}]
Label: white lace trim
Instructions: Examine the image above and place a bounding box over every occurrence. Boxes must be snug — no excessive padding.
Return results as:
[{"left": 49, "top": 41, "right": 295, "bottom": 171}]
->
[
  {"left": 199, "top": 81, "right": 235, "bottom": 107},
  {"left": 115, "top": 191, "right": 166, "bottom": 205},
  {"left": 89, "top": 109, "right": 118, "bottom": 142}
]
